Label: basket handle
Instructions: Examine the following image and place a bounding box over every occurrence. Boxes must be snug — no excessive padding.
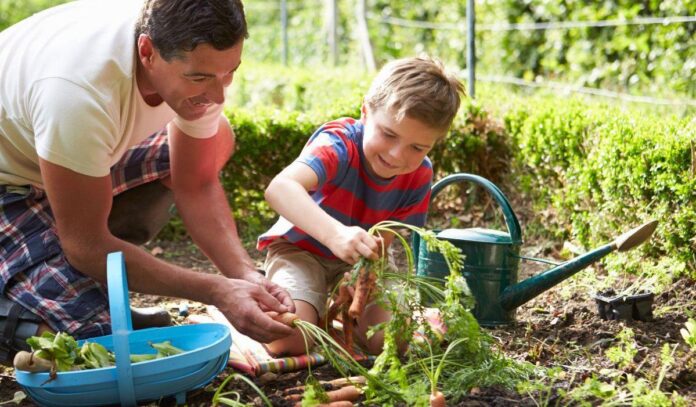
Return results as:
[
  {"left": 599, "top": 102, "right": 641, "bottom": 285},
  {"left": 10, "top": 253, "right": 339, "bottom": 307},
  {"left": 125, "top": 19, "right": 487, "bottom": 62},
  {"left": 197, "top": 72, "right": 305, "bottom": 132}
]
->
[{"left": 107, "top": 251, "right": 137, "bottom": 407}]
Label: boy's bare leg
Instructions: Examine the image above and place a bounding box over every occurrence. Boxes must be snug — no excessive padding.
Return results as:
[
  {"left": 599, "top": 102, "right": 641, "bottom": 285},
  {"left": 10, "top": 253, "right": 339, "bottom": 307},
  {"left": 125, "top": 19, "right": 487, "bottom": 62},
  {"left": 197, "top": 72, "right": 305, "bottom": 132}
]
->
[
  {"left": 266, "top": 300, "right": 318, "bottom": 357},
  {"left": 354, "top": 302, "right": 406, "bottom": 355}
]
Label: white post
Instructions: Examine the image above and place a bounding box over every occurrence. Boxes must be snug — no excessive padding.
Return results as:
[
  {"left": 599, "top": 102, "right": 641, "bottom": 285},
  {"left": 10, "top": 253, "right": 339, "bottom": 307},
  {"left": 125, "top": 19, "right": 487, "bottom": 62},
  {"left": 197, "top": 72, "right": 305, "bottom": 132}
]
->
[
  {"left": 327, "top": 0, "right": 338, "bottom": 66},
  {"left": 466, "top": 0, "right": 476, "bottom": 97},
  {"left": 281, "top": 0, "right": 289, "bottom": 65},
  {"left": 355, "top": 0, "right": 376, "bottom": 72}
]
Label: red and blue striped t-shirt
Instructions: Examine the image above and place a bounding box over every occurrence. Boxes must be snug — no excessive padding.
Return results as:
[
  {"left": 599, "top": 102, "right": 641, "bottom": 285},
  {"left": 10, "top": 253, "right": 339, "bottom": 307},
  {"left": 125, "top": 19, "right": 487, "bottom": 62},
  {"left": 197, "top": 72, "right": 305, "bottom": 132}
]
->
[{"left": 257, "top": 117, "right": 433, "bottom": 259}]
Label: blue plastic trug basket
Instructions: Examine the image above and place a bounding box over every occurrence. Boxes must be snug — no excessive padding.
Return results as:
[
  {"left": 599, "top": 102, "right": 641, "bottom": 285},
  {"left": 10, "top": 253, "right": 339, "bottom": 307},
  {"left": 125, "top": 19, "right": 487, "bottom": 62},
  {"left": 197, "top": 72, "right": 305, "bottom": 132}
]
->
[{"left": 15, "top": 252, "right": 232, "bottom": 407}]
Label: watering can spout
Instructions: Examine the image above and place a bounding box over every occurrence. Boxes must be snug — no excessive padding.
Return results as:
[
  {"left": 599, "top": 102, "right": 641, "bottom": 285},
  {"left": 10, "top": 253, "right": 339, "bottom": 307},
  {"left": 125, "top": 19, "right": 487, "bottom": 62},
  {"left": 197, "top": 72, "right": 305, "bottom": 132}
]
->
[
  {"left": 498, "top": 220, "right": 658, "bottom": 311},
  {"left": 415, "top": 173, "right": 658, "bottom": 326}
]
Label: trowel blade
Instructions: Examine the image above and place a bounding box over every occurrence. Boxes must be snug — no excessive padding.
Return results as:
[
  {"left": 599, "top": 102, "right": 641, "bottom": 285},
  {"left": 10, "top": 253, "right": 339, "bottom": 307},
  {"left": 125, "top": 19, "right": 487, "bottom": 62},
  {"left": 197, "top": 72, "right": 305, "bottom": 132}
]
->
[{"left": 614, "top": 220, "right": 658, "bottom": 252}]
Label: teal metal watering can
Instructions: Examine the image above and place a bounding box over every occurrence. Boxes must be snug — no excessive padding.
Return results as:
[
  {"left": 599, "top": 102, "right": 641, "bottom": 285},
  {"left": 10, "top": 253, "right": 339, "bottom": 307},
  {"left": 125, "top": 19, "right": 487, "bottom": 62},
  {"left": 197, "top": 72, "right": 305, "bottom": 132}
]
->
[{"left": 414, "top": 173, "right": 658, "bottom": 326}]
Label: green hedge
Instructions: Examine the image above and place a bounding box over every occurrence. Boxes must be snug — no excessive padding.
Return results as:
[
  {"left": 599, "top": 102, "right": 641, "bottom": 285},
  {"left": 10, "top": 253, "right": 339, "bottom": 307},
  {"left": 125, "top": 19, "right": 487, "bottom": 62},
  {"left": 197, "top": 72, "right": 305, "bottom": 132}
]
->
[{"left": 506, "top": 97, "right": 696, "bottom": 278}]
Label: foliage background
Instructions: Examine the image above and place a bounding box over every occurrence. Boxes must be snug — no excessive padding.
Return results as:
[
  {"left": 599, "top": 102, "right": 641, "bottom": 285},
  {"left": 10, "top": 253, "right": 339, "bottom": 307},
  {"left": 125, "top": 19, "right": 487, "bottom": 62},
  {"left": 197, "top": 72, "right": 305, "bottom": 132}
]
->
[
  {"left": 2, "top": 1, "right": 695, "bottom": 280},
  {"left": 0, "top": 0, "right": 68, "bottom": 30},
  {"left": 3, "top": 0, "right": 695, "bottom": 98},
  {"left": 239, "top": 0, "right": 696, "bottom": 99}
]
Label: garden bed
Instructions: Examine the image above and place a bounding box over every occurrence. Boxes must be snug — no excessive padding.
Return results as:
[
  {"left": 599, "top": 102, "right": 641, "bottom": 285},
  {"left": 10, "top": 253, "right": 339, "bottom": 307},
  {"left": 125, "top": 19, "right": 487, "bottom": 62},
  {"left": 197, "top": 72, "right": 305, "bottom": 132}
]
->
[{"left": 2, "top": 238, "right": 694, "bottom": 406}]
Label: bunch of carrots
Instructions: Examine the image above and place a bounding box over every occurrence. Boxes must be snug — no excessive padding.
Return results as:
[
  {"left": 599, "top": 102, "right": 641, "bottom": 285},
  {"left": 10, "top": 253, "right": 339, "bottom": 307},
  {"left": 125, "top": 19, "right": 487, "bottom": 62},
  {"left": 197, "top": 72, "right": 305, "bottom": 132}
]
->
[
  {"left": 267, "top": 220, "right": 459, "bottom": 407},
  {"left": 323, "top": 259, "right": 376, "bottom": 352}
]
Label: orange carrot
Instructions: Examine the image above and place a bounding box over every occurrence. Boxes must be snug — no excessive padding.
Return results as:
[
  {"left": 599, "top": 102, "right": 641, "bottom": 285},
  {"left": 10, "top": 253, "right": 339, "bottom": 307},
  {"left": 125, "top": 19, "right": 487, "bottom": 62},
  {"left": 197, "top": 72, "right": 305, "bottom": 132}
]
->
[
  {"left": 325, "top": 385, "right": 361, "bottom": 403},
  {"left": 324, "top": 284, "right": 352, "bottom": 326},
  {"left": 348, "top": 265, "right": 376, "bottom": 319},
  {"left": 271, "top": 312, "right": 300, "bottom": 327},
  {"left": 326, "top": 376, "right": 366, "bottom": 387},
  {"left": 283, "top": 376, "right": 367, "bottom": 394},
  {"left": 294, "top": 401, "right": 354, "bottom": 407},
  {"left": 285, "top": 394, "right": 303, "bottom": 402},
  {"left": 288, "top": 385, "right": 361, "bottom": 405},
  {"left": 342, "top": 306, "right": 354, "bottom": 352},
  {"left": 430, "top": 391, "right": 446, "bottom": 407}
]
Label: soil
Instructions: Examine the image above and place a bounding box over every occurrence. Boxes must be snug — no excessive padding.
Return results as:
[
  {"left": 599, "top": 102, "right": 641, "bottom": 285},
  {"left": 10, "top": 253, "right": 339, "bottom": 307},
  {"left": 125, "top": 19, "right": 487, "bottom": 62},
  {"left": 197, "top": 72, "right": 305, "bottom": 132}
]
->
[{"left": 2, "top": 237, "right": 695, "bottom": 406}]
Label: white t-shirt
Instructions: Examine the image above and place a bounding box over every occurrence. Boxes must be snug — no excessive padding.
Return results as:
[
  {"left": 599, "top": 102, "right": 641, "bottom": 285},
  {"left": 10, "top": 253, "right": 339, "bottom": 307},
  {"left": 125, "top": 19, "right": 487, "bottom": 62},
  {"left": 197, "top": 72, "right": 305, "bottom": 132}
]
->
[{"left": 0, "top": 0, "right": 223, "bottom": 187}]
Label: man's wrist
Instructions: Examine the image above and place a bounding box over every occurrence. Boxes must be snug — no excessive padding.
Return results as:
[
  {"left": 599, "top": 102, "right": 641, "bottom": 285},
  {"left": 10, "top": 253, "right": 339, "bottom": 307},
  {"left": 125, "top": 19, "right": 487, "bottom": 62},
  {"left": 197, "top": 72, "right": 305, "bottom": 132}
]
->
[
  {"left": 184, "top": 272, "right": 227, "bottom": 305},
  {"left": 239, "top": 269, "right": 264, "bottom": 285}
]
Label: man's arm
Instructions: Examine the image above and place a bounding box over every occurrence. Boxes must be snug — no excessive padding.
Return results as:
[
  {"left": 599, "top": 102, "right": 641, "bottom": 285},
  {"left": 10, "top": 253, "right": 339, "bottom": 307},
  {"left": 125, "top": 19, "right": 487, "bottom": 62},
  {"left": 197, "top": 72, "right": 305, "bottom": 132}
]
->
[
  {"left": 38, "top": 157, "right": 293, "bottom": 342},
  {"left": 265, "top": 162, "right": 381, "bottom": 264},
  {"left": 166, "top": 120, "right": 257, "bottom": 280}
]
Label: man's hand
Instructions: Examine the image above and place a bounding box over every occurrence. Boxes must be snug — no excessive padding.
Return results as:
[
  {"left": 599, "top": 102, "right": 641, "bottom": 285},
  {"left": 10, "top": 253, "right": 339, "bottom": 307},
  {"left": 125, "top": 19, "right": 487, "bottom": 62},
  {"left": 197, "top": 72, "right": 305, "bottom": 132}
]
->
[
  {"left": 242, "top": 271, "right": 295, "bottom": 313},
  {"left": 326, "top": 225, "right": 382, "bottom": 265},
  {"left": 212, "top": 277, "right": 295, "bottom": 343}
]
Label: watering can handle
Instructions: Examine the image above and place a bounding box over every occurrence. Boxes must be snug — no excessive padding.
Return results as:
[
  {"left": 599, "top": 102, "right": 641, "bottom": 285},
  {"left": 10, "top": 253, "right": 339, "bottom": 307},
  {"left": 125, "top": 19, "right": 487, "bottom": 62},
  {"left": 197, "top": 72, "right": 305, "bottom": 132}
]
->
[{"left": 430, "top": 173, "right": 522, "bottom": 243}]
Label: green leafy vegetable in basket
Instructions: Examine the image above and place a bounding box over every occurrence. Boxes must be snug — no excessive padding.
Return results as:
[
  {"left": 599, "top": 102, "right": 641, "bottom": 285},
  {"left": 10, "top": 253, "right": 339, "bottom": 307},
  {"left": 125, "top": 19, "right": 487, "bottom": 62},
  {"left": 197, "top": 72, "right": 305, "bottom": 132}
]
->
[
  {"left": 14, "top": 331, "right": 184, "bottom": 377},
  {"left": 80, "top": 341, "right": 114, "bottom": 369}
]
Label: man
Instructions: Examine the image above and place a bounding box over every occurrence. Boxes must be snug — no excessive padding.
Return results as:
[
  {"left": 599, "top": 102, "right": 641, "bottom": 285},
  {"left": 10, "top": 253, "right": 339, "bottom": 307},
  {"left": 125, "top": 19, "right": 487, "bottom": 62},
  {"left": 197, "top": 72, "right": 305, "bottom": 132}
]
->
[{"left": 0, "top": 0, "right": 294, "bottom": 364}]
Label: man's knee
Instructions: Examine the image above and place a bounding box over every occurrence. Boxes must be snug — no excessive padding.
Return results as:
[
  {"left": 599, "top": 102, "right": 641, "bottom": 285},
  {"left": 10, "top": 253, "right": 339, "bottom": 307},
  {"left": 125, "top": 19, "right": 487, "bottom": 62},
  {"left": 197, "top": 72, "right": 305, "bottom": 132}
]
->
[{"left": 108, "top": 181, "right": 175, "bottom": 245}]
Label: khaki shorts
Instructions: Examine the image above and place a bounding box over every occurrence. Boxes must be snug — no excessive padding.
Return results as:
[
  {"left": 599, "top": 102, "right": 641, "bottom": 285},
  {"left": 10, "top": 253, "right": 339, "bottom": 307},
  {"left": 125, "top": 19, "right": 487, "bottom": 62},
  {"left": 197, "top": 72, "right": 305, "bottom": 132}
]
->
[{"left": 263, "top": 239, "right": 398, "bottom": 316}]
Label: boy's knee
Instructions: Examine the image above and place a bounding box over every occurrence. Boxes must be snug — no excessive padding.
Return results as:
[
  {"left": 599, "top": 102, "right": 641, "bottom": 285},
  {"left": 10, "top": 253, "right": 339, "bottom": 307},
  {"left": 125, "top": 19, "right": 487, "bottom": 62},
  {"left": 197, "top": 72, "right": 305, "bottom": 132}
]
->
[
  {"left": 363, "top": 333, "right": 385, "bottom": 355},
  {"left": 266, "top": 331, "right": 314, "bottom": 357}
]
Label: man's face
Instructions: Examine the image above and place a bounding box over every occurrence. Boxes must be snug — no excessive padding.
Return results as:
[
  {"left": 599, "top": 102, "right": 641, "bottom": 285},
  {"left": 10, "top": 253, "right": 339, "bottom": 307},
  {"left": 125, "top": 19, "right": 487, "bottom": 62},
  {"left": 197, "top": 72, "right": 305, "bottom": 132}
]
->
[
  {"left": 139, "top": 38, "right": 243, "bottom": 121},
  {"left": 361, "top": 105, "right": 445, "bottom": 179}
]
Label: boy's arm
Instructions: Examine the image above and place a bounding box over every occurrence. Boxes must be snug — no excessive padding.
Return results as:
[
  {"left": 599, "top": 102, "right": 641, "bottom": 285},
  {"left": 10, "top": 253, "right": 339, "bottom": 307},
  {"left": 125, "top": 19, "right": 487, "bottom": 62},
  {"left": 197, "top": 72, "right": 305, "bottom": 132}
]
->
[{"left": 265, "top": 162, "right": 381, "bottom": 264}]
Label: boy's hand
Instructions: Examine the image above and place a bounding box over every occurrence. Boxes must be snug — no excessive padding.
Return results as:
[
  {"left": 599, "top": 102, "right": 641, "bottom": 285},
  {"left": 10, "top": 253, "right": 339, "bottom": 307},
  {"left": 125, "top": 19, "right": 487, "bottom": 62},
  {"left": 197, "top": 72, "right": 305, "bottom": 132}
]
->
[{"left": 328, "top": 225, "right": 381, "bottom": 264}]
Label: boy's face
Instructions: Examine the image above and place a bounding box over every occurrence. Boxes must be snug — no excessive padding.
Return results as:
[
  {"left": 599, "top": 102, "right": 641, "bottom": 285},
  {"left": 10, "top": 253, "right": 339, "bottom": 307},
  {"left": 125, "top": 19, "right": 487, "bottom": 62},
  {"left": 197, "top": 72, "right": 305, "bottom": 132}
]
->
[{"left": 361, "top": 105, "right": 445, "bottom": 179}]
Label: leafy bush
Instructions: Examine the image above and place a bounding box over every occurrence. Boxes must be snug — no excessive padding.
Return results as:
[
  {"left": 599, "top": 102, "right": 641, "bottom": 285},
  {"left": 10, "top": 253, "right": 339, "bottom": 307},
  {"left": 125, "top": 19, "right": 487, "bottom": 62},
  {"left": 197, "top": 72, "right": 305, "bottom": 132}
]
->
[
  {"left": 505, "top": 95, "right": 696, "bottom": 278},
  {"left": 497, "top": 0, "right": 696, "bottom": 98},
  {"left": 0, "top": 0, "right": 70, "bottom": 31},
  {"left": 227, "top": 62, "right": 370, "bottom": 113}
]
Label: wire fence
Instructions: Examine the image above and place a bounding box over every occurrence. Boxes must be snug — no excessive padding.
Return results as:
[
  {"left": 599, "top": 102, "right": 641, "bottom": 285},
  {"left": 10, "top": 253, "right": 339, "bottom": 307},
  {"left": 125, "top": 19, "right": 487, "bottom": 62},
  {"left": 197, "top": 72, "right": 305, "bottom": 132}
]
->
[
  {"left": 367, "top": 8, "right": 696, "bottom": 107},
  {"left": 252, "top": 1, "right": 696, "bottom": 107},
  {"left": 367, "top": 13, "right": 696, "bottom": 32},
  {"left": 479, "top": 75, "right": 696, "bottom": 107}
]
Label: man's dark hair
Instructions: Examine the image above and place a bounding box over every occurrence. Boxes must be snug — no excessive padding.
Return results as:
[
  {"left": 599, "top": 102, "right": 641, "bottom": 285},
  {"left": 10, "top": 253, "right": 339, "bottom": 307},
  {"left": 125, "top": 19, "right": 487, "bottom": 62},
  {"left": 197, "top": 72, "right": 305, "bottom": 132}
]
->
[{"left": 135, "top": 0, "right": 248, "bottom": 61}]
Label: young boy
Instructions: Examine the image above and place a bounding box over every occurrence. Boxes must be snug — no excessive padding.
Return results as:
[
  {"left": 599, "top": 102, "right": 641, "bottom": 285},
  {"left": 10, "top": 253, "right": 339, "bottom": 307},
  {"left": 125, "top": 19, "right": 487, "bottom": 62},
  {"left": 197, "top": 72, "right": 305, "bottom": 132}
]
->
[{"left": 257, "top": 56, "right": 464, "bottom": 356}]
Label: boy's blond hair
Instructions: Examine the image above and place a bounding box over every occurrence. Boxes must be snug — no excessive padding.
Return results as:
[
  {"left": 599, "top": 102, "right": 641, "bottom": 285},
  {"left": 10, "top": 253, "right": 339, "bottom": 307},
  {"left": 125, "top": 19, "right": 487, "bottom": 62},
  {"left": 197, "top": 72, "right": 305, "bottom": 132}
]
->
[{"left": 364, "top": 56, "right": 465, "bottom": 131}]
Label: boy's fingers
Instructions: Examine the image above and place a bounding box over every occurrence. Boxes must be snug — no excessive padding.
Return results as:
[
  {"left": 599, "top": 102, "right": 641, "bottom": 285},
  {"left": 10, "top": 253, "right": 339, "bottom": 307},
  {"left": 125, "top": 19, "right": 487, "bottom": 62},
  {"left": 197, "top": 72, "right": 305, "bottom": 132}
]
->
[
  {"left": 357, "top": 241, "right": 379, "bottom": 260},
  {"left": 362, "top": 234, "right": 380, "bottom": 251},
  {"left": 375, "top": 236, "right": 385, "bottom": 254},
  {"left": 341, "top": 253, "right": 357, "bottom": 265}
]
